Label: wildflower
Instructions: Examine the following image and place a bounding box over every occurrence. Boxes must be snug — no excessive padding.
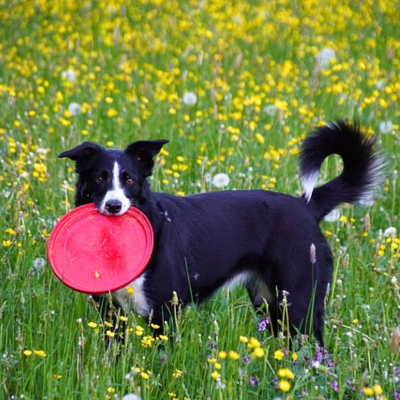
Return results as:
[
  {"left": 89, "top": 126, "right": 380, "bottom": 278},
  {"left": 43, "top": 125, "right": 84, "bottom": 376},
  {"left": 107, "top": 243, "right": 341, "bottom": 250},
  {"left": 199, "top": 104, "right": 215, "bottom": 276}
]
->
[
  {"left": 215, "top": 362, "right": 222, "bottom": 370},
  {"left": 33, "top": 350, "right": 47, "bottom": 357},
  {"left": 33, "top": 257, "right": 46, "bottom": 272},
  {"left": 68, "top": 102, "right": 82, "bottom": 116},
  {"left": 182, "top": 92, "right": 197, "bottom": 105},
  {"left": 384, "top": 227, "right": 397, "bottom": 237},
  {"left": 258, "top": 317, "right": 270, "bottom": 331},
  {"left": 363, "top": 387, "right": 374, "bottom": 396},
  {"left": 159, "top": 335, "right": 168, "bottom": 341},
  {"left": 291, "top": 352, "right": 298, "bottom": 361},
  {"left": 248, "top": 337, "right": 261, "bottom": 348},
  {"left": 151, "top": 323, "right": 160, "bottom": 329},
  {"left": 278, "top": 379, "right": 291, "bottom": 392},
  {"left": 172, "top": 368, "right": 182, "bottom": 378},
  {"left": 218, "top": 350, "right": 227, "bottom": 359},
  {"left": 24, "top": 350, "right": 33, "bottom": 356},
  {"left": 211, "top": 371, "right": 221, "bottom": 380},
  {"left": 317, "top": 48, "right": 335, "bottom": 69},
  {"left": 107, "top": 387, "right": 115, "bottom": 394},
  {"left": 3, "top": 240, "right": 12, "bottom": 247},
  {"left": 106, "top": 108, "right": 118, "bottom": 118},
  {"left": 120, "top": 315, "right": 128, "bottom": 322},
  {"left": 278, "top": 368, "right": 295, "bottom": 379},
  {"left": 255, "top": 133, "right": 265, "bottom": 144},
  {"left": 249, "top": 376, "right": 259, "bottom": 387},
  {"left": 253, "top": 347, "right": 265, "bottom": 358},
  {"left": 61, "top": 68, "right": 76, "bottom": 82},
  {"left": 379, "top": 121, "right": 393, "bottom": 134},
  {"left": 239, "top": 335, "right": 248, "bottom": 343},
  {"left": 373, "top": 384, "right": 383, "bottom": 395},
  {"left": 5, "top": 228, "right": 16, "bottom": 235},
  {"left": 106, "top": 330, "right": 115, "bottom": 338},
  {"left": 212, "top": 173, "right": 230, "bottom": 188},
  {"left": 274, "top": 349, "right": 285, "bottom": 360},
  {"left": 332, "top": 380, "right": 339, "bottom": 393},
  {"left": 122, "top": 395, "right": 142, "bottom": 400},
  {"left": 264, "top": 104, "right": 277, "bottom": 116},
  {"left": 141, "top": 372, "right": 150, "bottom": 380},
  {"left": 88, "top": 322, "right": 97, "bottom": 328},
  {"left": 104, "top": 321, "right": 113, "bottom": 328},
  {"left": 126, "top": 286, "right": 134, "bottom": 295},
  {"left": 228, "top": 351, "right": 240, "bottom": 360}
]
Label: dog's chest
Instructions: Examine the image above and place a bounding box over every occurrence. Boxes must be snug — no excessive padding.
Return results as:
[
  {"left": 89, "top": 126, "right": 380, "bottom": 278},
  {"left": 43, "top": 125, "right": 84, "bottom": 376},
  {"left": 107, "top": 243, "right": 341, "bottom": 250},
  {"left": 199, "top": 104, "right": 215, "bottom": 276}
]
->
[{"left": 111, "top": 274, "right": 151, "bottom": 317}]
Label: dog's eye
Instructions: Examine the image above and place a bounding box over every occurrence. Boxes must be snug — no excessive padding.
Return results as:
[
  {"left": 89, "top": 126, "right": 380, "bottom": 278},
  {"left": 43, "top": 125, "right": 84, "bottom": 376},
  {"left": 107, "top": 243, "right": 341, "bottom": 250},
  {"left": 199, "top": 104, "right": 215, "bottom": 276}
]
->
[{"left": 94, "top": 176, "right": 103, "bottom": 184}]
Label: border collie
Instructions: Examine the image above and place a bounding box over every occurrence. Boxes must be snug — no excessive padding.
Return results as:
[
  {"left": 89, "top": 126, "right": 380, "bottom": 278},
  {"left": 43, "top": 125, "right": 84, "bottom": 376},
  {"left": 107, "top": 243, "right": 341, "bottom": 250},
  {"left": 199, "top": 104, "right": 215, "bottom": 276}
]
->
[{"left": 59, "top": 121, "right": 383, "bottom": 344}]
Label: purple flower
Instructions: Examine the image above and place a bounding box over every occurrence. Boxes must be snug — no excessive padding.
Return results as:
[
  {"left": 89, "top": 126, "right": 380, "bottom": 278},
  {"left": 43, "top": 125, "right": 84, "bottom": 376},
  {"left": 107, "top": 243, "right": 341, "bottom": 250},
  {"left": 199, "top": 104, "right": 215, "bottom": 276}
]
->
[
  {"left": 393, "top": 391, "right": 400, "bottom": 400},
  {"left": 249, "top": 376, "right": 259, "bottom": 387},
  {"left": 332, "top": 380, "right": 339, "bottom": 393},
  {"left": 272, "top": 378, "right": 279, "bottom": 389},
  {"left": 346, "top": 379, "right": 355, "bottom": 391},
  {"left": 258, "top": 317, "right": 270, "bottom": 331},
  {"left": 242, "top": 355, "right": 250, "bottom": 365}
]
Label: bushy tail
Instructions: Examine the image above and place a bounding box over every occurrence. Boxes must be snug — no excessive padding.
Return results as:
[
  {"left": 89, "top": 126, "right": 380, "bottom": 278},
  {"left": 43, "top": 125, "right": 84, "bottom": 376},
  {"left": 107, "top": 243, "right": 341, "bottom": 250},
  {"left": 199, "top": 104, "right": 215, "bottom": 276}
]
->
[{"left": 300, "top": 121, "right": 385, "bottom": 221}]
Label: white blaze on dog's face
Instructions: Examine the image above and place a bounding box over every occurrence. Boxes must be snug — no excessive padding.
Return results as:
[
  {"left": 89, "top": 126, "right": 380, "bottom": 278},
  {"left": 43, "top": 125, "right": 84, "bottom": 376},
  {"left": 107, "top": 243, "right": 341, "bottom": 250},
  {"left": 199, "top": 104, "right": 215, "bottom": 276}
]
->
[{"left": 99, "top": 161, "right": 131, "bottom": 216}]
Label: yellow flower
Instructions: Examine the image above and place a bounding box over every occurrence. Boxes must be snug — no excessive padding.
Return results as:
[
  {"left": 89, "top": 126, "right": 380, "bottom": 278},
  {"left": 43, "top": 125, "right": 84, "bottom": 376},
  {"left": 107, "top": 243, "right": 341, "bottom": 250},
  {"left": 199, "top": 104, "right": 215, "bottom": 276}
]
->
[
  {"left": 119, "top": 316, "right": 128, "bottom": 322},
  {"left": 104, "top": 321, "right": 113, "bottom": 328},
  {"left": 126, "top": 286, "right": 135, "bottom": 295},
  {"left": 218, "top": 350, "right": 227, "bottom": 359},
  {"left": 107, "top": 387, "right": 115, "bottom": 394},
  {"left": 248, "top": 337, "right": 261, "bottom": 348},
  {"left": 106, "top": 108, "right": 118, "bottom": 118},
  {"left": 5, "top": 228, "right": 16, "bottom": 235},
  {"left": 88, "top": 322, "right": 97, "bottom": 328},
  {"left": 239, "top": 335, "right": 248, "bottom": 343},
  {"left": 278, "top": 380, "right": 291, "bottom": 392},
  {"left": 172, "top": 368, "right": 182, "bottom": 378},
  {"left": 106, "top": 330, "right": 115, "bottom": 338},
  {"left": 274, "top": 349, "right": 285, "bottom": 360},
  {"left": 33, "top": 350, "right": 47, "bottom": 357},
  {"left": 211, "top": 371, "right": 221, "bottom": 380},
  {"left": 207, "top": 357, "right": 217, "bottom": 364},
  {"left": 278, "top": 368, "right": 295, "bottom": 379},
  {"left": 151, "top": 323, "right": 160, "bottom": 329},
  {"left": 228, "top": 351, "right": 240, "bottom": 361},
  {"left": 141, "top": 372, "right": 150, "bottom": 380},
  {"left": 252, "top": 347, "right": 265, "bottom": 358},
  {"left": 255, "top": 132, "right": 265, "bottom": 144},
  {"left": 363, "top": 387, "right": 374, "bottom": 396},
  {"left": 24, "top": 350, "right": 33, "bottom": 356},
  {"left": 3, "top": 240, "right": 12, "bottom": 247},
  {"left": 159, "top": 335, "right": 168, "bottom": 341},
  {"left": 291, "top": 352, "right": 298, "bottom": 361},
  {"left": 373, "top": 384, "right": 383, "bottom": 395}
]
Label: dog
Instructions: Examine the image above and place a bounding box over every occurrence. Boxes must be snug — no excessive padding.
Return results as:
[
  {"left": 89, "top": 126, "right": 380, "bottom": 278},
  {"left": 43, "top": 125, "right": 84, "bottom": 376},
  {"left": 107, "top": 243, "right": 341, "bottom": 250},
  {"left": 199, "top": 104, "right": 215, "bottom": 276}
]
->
[{"left": 59, "top": 121, "right": 383, "bottom": 344}]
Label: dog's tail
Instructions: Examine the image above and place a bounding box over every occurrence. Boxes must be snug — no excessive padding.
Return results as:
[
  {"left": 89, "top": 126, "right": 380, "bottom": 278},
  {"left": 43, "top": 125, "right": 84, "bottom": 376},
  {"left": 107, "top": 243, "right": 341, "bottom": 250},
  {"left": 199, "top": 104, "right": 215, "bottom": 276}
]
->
[{"left": 300, "top": 121, "right": 385, "bottom": 221}]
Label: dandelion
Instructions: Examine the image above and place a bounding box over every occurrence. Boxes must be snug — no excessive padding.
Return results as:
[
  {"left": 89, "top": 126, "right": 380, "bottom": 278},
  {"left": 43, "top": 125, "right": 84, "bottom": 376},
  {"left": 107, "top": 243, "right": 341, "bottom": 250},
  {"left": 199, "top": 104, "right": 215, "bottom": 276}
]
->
[
  {"left": 379, "top": 121, "right": 393, "bottom": 134},
  {"left": 384, "top": 227, "right": 397, "bottom": 238},
  {"left": 33, "top": 257, "right": 46, "bottom": 273},
  {"left": 317, "top": 48, "right": 335, "bottom": 69},
  {"left": 61, "top": 68, "right": 76, "bottom": 82},
  {"left": 182, "top": 92, "right": 197, "bottom": 105},
  {"left": 68, "top": 102, "right": 82, "bottom": 116},
  {"left": 212, "top": 173, "right": 230, "bottom": 188},
  {"left": 264, "top": 104, "right": 277, "bottom": 116}
]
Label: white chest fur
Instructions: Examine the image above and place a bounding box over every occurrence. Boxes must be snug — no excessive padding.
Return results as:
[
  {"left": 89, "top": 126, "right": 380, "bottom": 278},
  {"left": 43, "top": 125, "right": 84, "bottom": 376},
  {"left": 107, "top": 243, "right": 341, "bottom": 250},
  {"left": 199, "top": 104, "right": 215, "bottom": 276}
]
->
[{"left": 111, "top": 273, "right": 151, "bottom": 317}]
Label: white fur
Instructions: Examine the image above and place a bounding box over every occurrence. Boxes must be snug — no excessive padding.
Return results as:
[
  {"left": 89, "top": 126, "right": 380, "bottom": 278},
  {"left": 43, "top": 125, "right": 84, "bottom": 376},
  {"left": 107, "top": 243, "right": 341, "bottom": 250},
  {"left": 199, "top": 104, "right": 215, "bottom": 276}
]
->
[
  {"left": 100, "top": 161, "right": 131, "bottom": 216},
  {"left": 301, "top": 171, "right": 319, "bottom": 203},
  {"left": 111, "top": 274, "right": 151, "bottom": 317},
  {"left": 224, "top": 271, "right": 273, "bottom": 303}
]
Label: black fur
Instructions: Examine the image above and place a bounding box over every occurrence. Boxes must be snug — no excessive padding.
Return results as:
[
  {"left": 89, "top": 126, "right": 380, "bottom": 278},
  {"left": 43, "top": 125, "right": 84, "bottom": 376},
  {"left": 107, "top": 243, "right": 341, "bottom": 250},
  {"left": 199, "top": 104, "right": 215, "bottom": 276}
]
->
[{"left": 59, "top": 121, "right": 383, "bottom": 344}]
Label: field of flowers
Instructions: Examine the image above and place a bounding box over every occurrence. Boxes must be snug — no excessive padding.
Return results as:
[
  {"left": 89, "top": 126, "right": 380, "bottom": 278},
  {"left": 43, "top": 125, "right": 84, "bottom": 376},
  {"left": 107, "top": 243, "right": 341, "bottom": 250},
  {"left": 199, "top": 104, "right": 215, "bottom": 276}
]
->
[{"left": 1, "top": 0, "right": 400, "bottom": 398}]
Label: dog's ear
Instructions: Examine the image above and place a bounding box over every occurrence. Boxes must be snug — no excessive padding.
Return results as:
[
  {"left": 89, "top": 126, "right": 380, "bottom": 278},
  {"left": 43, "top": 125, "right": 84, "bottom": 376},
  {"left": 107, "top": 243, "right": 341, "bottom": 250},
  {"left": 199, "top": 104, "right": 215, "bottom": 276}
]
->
[
  {"left": 58, "top": 142, "right": 104, "bottom": 173},
  {"left": 125, "top": 140, "right": 169, "bottom": 177}
]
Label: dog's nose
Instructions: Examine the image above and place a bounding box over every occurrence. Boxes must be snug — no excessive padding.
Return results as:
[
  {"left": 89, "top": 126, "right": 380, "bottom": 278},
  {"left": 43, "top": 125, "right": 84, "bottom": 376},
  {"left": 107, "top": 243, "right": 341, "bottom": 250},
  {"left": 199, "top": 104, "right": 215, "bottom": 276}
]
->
[{"left": 105, "top": 200, "right": 122, "bottom": 214}]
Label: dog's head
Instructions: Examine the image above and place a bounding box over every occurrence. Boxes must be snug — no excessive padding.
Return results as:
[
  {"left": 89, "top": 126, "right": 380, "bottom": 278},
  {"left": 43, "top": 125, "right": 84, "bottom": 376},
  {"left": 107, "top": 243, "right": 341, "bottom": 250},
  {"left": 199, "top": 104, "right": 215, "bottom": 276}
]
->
[{"left": 59, "top": 140, "right": 168, "bottom": 216}]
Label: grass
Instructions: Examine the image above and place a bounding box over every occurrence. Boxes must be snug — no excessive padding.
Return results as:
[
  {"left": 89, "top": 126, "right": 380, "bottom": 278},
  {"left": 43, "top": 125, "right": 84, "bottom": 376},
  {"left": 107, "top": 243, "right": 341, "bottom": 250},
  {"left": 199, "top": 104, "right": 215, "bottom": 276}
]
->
[{"left": 1, "top": 0, "right": 400, "bottom": 398}]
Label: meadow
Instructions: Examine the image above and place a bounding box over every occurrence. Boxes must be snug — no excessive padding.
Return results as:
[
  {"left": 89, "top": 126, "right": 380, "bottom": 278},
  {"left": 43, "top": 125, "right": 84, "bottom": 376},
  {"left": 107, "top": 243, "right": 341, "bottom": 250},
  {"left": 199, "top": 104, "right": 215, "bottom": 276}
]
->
[{"left": 1, "top": 0, "right": 400, "bottom": 398}]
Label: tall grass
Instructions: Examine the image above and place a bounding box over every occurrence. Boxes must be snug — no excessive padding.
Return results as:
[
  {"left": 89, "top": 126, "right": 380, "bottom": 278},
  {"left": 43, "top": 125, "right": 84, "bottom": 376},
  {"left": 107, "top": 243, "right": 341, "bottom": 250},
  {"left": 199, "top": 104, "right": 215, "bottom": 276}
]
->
[{"left": 1, "top": 0, "right": 399, "bottom": 398}]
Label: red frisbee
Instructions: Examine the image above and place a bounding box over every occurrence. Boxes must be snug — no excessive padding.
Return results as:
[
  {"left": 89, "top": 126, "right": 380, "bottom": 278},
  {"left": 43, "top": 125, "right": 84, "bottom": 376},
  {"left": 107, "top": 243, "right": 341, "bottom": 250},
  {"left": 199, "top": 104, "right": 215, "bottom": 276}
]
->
[{"left": 48, "top": 204, "right": 154, "bottom": 294}]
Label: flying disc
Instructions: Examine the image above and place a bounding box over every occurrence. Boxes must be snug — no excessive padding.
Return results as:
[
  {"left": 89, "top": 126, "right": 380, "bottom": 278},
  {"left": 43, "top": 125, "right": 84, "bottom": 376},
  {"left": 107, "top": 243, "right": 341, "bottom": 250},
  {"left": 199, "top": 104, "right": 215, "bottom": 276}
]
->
[{"left": 48, "top": 204, "right": 154, "bottom": 294}]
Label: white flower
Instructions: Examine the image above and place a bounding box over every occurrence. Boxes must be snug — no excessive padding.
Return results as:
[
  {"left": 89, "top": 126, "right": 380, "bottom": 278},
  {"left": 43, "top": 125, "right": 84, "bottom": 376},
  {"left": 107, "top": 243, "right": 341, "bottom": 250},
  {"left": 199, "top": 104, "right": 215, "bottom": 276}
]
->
[
  {"left": 379, "top": 121, "right": 393, "bottom": 134},
  {"left": 384, "top": 227, "right": 397, "bottom": 237},
  {"left": 33, "top": 257, "right": 46, "bottom": 273},
  {"left": 324, "top": 208, "right": 340, "bottom": 222},
  {"left": 264, "top": 104, "right": 277, "bottom": 116},
  {"left": 316, "top": 48, "right": 335, "bottom": 69},
  {"left": 61, "top": 68, "right": 76, "bottom": 82},
  {"left": 212, "top": 173, "right": 230, "bottom": 188},
  {"left": 68, "top": 102, "right": 82, "bottom": 116},
  {"left": 182, "top": 92, "right": 197, "bottom": 105},
  {"left": 122, "top": 395, "right": 142, "bottom": 400}
]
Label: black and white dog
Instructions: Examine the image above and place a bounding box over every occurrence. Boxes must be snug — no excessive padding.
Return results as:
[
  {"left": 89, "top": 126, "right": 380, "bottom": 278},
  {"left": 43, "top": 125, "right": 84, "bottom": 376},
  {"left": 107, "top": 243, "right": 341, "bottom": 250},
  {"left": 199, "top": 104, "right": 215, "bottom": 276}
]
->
[{"left": 59, "top": 121, "right": 383, "bottom": 344}]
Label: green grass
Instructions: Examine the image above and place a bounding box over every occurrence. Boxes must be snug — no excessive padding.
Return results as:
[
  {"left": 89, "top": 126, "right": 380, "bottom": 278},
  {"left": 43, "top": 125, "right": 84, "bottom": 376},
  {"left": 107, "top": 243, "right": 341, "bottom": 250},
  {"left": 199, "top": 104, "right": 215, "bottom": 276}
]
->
[{"left": 1, "top": 0, "right": 400, "bottom": 398}]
